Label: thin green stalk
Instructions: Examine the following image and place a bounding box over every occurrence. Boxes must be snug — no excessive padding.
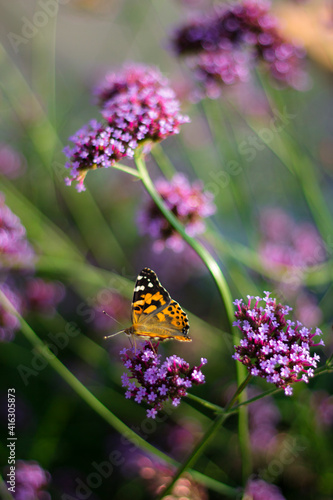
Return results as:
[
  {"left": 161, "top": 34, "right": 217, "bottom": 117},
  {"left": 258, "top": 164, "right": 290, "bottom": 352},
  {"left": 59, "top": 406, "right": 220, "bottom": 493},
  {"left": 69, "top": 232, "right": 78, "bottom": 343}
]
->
[
  {"left": 0, "top": 291, "right": 236, "bottom": 496},
  {"left": 150, "top": 144, "right": 176, "bottom": 178},
  {"left": 185, "top": 393, "right": 224, "bottom": 413},
  {"left": 158, "top": 374, "right": 252, "bottom": 499},
  {"left": 110, "top": 162, "right": 142, "bottom": 178}
]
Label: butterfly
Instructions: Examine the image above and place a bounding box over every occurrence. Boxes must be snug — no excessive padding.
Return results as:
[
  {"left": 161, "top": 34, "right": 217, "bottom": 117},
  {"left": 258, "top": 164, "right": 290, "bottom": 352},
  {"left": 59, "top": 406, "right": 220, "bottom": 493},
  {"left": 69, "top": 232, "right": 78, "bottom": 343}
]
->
[{"left": 105, "top": 268, "right": 191, "bottom": 343}]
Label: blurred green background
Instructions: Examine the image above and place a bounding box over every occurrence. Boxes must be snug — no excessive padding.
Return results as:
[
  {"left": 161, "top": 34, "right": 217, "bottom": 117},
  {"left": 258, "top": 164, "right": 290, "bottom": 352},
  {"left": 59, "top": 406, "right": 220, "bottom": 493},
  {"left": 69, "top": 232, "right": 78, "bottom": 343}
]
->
[{"left": 0, "top": 0, "right": 333, "bottom": 498}]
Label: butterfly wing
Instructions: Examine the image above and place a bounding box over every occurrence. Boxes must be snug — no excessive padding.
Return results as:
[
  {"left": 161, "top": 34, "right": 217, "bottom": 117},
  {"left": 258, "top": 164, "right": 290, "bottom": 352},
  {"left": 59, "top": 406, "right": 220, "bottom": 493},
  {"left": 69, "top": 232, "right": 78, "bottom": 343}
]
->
[
  {"left": 131, "top": 268, "right": 171, "bottom": 324},
  {"left": 131, "top": 268, "right": 191, "bottom": 342}
]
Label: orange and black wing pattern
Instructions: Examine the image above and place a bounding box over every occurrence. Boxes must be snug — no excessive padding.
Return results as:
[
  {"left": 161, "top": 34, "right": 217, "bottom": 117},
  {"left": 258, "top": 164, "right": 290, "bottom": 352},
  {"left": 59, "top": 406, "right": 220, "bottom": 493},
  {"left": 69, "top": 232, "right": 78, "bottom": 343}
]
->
[{"left": 130, "top": 268, "right": 191, "bottom": 342}]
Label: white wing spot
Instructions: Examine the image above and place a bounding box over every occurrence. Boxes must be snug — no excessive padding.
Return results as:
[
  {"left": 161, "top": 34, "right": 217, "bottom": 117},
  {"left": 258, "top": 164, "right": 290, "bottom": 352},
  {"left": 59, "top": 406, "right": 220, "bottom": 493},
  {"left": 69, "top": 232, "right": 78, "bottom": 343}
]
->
[
  {"left": 148, "top": 282, "right": 154, "bottom": 288},
  {"left": 137, "top": 275, "right": 143, "bottom": 280},
  {"left": 134, "top": 285, "right": 145, "bottom": 292}
]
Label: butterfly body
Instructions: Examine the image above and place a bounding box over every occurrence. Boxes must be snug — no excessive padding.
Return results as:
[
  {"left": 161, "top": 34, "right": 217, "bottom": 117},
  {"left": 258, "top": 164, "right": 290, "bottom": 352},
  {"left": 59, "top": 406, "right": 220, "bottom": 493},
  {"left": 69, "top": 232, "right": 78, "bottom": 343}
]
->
[{"left": 122, "top": 268, "right": 191, "bottom": 343}]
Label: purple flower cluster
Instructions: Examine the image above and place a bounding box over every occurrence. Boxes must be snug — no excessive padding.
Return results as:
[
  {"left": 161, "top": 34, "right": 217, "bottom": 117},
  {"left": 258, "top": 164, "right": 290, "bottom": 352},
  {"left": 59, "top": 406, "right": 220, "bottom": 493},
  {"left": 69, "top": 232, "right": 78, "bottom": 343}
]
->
[
  {"left": 0, "top": 195, "right": 64, "bottom": 341},
  {"left": 138, "top": 173, "right": 216, "bottom": 253},
  {"left": 232, "top": 292, "right": 324, "bottom": 395},
  {"left": 0, "top": 194, "right": 35, "bottom": 270},
  {"left": 120, "top": 343, "right": 207, "bottom": 418},
  {"left": 259, "top": 207, "right": 326, "bottom": 272},
  {"left": 171, "top": 0, "right": 306, "bottom": 97},
  {"left": 0, "top": 143, "right": 25, "bottom": 179},
  {"left": 25, "top": 278, "right": 65, "bottom": 316},
  {"left": 8, "top": 460, "right": 50, "bottom": 500},
  {"left": 244, "top": 477, "right": 286, "bottom": 500},
  {"left": 64, "top": 64, "right": 190, "bottom": 191}
]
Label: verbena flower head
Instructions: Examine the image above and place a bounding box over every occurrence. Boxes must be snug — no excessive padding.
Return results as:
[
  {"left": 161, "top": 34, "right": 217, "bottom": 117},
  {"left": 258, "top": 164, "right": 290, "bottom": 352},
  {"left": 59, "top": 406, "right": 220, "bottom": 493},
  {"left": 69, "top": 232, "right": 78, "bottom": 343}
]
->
[
  {"left": 244, "top": 477, "right": 286, "bottom": 500},
  {"left": 12, "top": 460, "right": 50, "bottom": 500},
  {"left": 171, "top": 0, "right": 306, "bottom": 97},
  {"left": 64, "top": 64, "right": 190, "bottom": 191},
  {"left": 232, "top": 292, "right": 324, "bottom": 395},
  {"left": 0, "top": 283, "right": 22, "bottom": 342},
  {"left": 259, "top": 207, "right": 326, "bottom": 271},
  {"left": 0, "top": 143, "right": 25, "bottom": 179},
  {"left": 138, "top": 173, "right": 216, "bottom": 253},
  {"left": 0, "top": 194, "right": 35, "bottom": 269},
  {"left": 120, "top": 342, "right": 207, "bottom": 418},
  {"left": 25, "top": 278, "right": 65, "bottom": 316}
]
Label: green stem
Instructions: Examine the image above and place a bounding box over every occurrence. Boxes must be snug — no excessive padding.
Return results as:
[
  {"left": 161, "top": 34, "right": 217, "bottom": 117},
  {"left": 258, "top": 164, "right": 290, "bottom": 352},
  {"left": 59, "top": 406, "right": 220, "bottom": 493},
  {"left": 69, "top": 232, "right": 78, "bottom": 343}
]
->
[
  {"left": 111, "top": 162, "right": 142, "bottom": 178},
  {"left": 158, "top": 374, "right": 252, "bottom": 499},
  {"left": 150, "top": 144, "right": 176, "bottom": 178},
  {"left": 185, "top": 393, "right": 225, "bottom": 413}
]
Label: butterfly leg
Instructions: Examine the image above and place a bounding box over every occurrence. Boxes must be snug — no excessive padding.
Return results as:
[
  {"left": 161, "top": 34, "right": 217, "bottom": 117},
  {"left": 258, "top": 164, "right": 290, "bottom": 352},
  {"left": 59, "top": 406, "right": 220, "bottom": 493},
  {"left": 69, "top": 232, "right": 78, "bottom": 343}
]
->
[
  {"left": 148, "top": 339, "right": 159, "bottom": 354},
  {"left": 132, "top": 335, "right": 137, "bottom": 354}
]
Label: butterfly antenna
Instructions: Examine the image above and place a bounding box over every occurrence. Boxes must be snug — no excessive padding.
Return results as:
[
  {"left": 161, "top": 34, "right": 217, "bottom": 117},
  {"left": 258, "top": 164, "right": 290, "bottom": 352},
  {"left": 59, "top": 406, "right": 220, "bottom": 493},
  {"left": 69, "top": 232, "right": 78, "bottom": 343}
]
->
[
  {"left": 102, "top": 310, "right": 125, "bottom": 327},
  {"left": 102, "top": 311, "right": 128, "bottom": 340},
  {"left": 103, "top": 329, "right": 127, "bottom": 340}
]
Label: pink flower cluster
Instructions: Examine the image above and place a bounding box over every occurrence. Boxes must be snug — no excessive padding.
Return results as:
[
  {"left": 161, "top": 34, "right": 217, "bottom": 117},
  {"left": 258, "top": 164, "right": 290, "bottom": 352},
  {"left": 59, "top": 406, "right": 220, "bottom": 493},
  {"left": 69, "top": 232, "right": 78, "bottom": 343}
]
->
[
  {"left": 171, "top": 0, "right": 306, "bottom": 97},
  {"left": 233, "top": 292, "right": 324, "bottom": 395},
  {"left": 0, "top": 194, "right": 35, "bottom": 270},
  {"left": 8, "top": 460, "right": 50, "bottom": 500},
  {"left": 120, "top": 343, "right": 207, "bottom": 418},
  {"left": 0, "top": 195, "right": 64, "bottom": 341},
  {"left": 64, "top": 64, "right": 189, "bottom": 191},
  {"left": 138, "top": 173, "right": 216, "bottom": 253},
  {"left": 259, "top": 207, "right": 326, "bottom": 272},
  {"left": 244, "top": 478, "right": 286, "bottom": 500}
]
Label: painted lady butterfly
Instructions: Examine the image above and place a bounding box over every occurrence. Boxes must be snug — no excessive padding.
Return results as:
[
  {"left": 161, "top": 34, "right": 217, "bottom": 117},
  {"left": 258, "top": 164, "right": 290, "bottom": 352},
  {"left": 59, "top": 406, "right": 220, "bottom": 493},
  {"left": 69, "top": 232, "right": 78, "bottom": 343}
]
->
[{"left": 105, "top": 268, "right": 191, "bottom": 342}]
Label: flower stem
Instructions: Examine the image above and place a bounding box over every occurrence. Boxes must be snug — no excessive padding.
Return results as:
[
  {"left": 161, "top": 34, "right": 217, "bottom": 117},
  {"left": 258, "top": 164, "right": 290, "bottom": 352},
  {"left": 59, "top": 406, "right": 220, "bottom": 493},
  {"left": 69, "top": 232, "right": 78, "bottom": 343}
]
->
[{"left": 157, "top": 374, "right": 252, "bottom": 499}]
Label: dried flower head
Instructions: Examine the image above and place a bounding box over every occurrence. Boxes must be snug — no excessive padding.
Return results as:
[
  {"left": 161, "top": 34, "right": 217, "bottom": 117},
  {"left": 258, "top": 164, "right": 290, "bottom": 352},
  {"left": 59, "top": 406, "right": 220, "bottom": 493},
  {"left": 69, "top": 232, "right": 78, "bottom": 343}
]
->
[
  {"left": 138, "top": 173, "right": 216, "bottom": 253},
  {"left": 64, "top": 64, "right": 189, "bottom": 191},
  {"left": 120, "top": 342, "right": 207, "bottom": 418},
  {"left": 171, "top": 0, "right": 306, "bottom": 97},
  {"left": 233, "top": 292, "right": 324, "bottom": 395}
]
